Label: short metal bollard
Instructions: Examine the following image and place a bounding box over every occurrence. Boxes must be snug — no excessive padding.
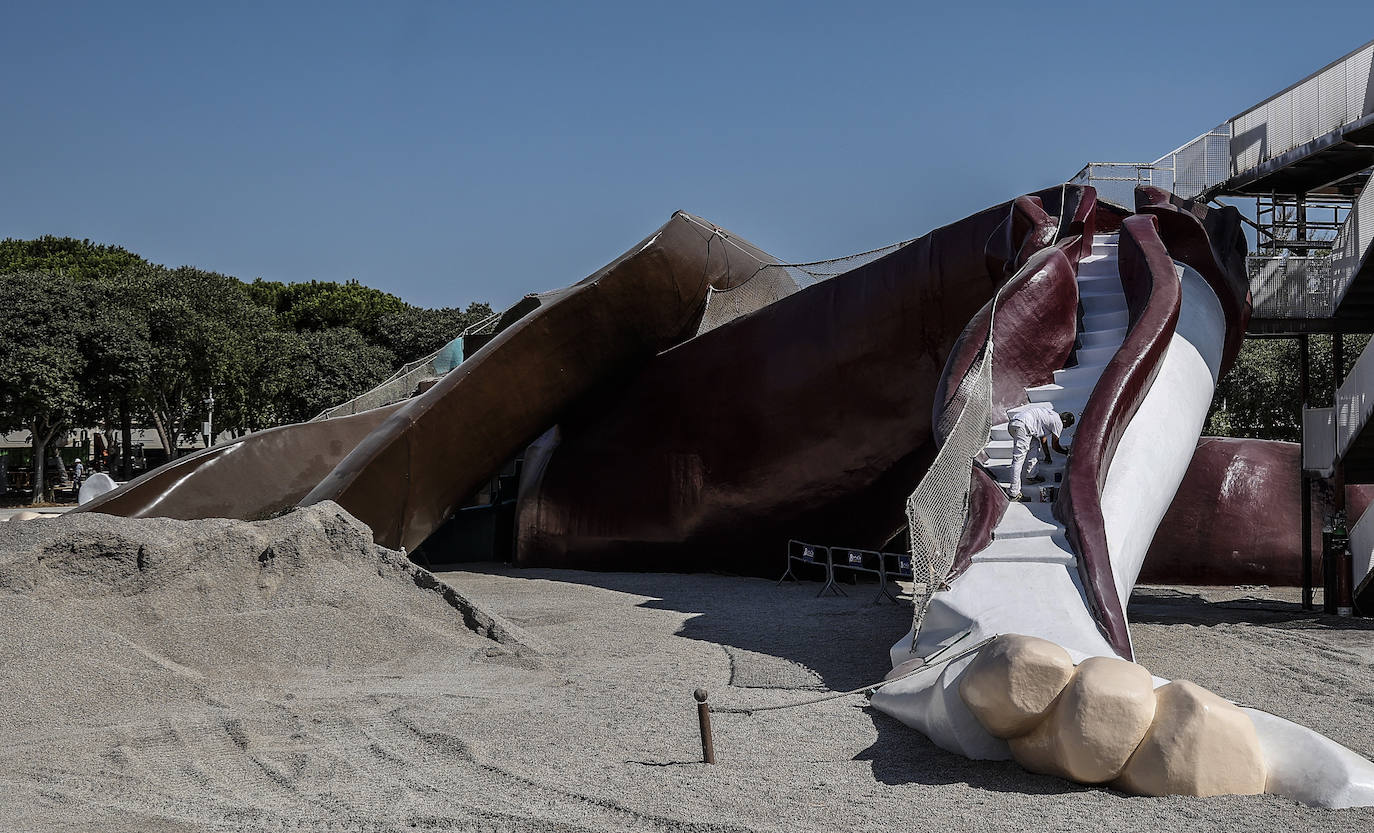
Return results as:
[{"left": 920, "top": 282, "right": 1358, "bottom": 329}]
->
[{"left": 694, "top": 688, "right": 715, "bottom": 764}]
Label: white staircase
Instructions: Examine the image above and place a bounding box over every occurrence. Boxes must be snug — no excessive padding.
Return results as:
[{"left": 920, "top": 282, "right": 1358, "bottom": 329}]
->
[{"left": 976, "top": 233, "right": 1126, "bottom": 563}]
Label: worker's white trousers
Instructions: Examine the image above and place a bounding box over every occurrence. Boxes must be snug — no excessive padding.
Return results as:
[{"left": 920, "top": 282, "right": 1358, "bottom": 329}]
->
[{"left": 1008, "top": 422, "right": 1039, "bottom": 497}]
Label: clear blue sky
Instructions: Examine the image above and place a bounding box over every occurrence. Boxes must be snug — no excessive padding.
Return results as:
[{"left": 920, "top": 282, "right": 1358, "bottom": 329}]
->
[{"left": 3, "top": 2, "right": 1372, "bottom": 310}]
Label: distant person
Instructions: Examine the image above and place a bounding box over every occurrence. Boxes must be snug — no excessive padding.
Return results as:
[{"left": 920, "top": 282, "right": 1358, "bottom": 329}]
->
[
  {"left": 73, "top": 459, "right": 85, "bottom": 489},
  {"left": 1008, "top": 407, "right": 1074, "bottom": 502}
]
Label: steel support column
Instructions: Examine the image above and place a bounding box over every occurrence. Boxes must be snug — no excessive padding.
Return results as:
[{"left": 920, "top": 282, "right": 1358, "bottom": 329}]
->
[{"left": 1301, "top": 334, "right": 1314, "bottom": 610}]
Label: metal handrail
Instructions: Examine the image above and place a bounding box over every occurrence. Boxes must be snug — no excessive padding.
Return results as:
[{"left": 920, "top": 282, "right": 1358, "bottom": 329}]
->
[{"left": 1074, "top": 40, "right": 1373, "bottom": 201}]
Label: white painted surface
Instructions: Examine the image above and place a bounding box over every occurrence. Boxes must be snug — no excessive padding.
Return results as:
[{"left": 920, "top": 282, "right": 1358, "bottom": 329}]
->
[
  {"left": 872, "top": 234, "right": 1374, "bottom": 805},
  {"left": 1351, "top": 500, "right": 1374, "bottom": 596},
  {"left": 1245, "top": 708, "right": 1374, "bottom": 808},
  {"left": 874, "top": 234, "right": 1129, "bottom": 759},
  {"left": 77, "top": 472, "right": 119, "bottom": 505},
  {"left": 1099, "top": 265, "right": 1224, "bottom": 631}
]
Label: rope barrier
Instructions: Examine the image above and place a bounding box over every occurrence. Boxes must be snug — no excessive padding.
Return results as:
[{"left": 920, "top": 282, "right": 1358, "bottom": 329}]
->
[{"left": 708, "top": 630, "right": 995, "bottom": 716}]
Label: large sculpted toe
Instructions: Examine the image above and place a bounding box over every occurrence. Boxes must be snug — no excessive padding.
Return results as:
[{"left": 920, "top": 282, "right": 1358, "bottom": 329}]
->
[
  {"left": 957, "top": 634, "right": 1075, "bottom": 738},
  {"left": 957, "top": 634, "right": 1267, "bottom": 797},
  {"left": 1008, "top": 656, "right": 1156, "bottom": 783},
  {"left": 1115, "top": 680, "right": 1266, "bottom": 797}
]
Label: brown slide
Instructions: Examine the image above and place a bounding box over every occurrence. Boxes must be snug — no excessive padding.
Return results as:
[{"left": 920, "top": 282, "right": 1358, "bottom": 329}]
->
[
  {"left": 298, "top": 212, "right": 781, "bottom": 551},
  {"left": 74, "top": 404, "right": 402, "bottom": 521}
]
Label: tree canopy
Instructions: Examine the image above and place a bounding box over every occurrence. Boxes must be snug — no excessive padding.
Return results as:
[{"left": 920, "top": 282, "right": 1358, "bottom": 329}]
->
[
  {"left": 1207, "top": 335, "right": 1371, "bottom": 442},
  {"left": 0, "top": 237, "right": 490, "bottom": 502}
]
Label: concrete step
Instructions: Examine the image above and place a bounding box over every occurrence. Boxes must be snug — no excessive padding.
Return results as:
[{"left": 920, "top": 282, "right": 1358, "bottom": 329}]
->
[
  {"left": 992, "top": 501, "right": 1060, "bottom": 539},
  {"left": 1053, "top": 366, "right": 1104, "bottom": 389},
  {"left": 1028, "top": 382, "right": 1093, "bottom": 404},
  {"left": 975, "top": 530, "right": 1077, "bottom": 566},
  {"left": 1084, "top": 308, "right": 1129, "bottom": 331},
  {"left": 1076, "top": 276, "right": 1120, "bottom": 293},
  {"left": 985, "top": 438, "right": 1014, "bottom": 458},
  {"left": 1076, "top": 262, "right": 1118, "bottom": 279},
  {"left": 1075, "top": 343, "right": 1120, "bottom": 365},
  {"left": 1081, "top": 326, "right": 1127, "bottom": 347},
  {"left": 1080, "top": 291, "right": 1128, "bottom": 314}
]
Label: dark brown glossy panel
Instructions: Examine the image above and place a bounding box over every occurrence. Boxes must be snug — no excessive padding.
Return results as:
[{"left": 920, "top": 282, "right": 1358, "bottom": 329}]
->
[
  {"left": 300, "top": 213, "right": 779, "bottom": 551},
  {"left": 1143, "top": 437, "right": 1374, "bottom": 586},
  {"left": 72, "top": 403, "right": 402, "bottom": 521},
  {"left": 1136, "top": 187, "right": 1252, "bottom": 375},
  {"left": 515, "top": 195, "right": 1046, "bottom": 572}
]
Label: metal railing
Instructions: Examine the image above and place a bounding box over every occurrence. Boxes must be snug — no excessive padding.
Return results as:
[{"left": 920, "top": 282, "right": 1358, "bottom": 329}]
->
[
  {"left": 1074, "top": 39, "right": 1373, "bottom": 203},
  {"left": 1069, "top": 163, "right": 1171, "bottom": 208},
  {"left": 1249, "top": 181, "right": 1374, "bottom": 319},
  {"left": 1335, "top": 337, "right": 1374, "bottom": 463},
  {"left": 1247, "top": 255, "right": 1334, "bottom": 319},
  {"left": 1329, "top": 176, "right": 1374, "bottom": 309},
  {"left": 1228, "top": 40, "right": 1374, "bottom": 178}
]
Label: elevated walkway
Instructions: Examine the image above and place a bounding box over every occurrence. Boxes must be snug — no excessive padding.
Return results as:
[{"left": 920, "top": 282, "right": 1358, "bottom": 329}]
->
[{"left": 1074, "top": 39, "right": 1374, "bottom": 336}]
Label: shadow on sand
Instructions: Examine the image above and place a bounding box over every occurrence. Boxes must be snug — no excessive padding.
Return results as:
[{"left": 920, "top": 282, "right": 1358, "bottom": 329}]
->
[
  {"left": 1128, "top": 586, "right": 1374, "bottom": 632},
  {"left": 450, "top": 564, "right": 1100, "bottom": 793}
]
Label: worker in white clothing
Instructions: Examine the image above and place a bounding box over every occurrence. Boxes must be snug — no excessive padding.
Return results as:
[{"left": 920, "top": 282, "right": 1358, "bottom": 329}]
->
[{"left": 1008, "top": 406, "right": 1074, "bottom": 501}]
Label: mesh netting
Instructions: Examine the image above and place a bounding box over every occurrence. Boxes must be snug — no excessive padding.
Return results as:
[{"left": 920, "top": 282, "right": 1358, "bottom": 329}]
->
[
  {"left": 696, "top": 265, "right": 802, "bottom": 335},
  {"left": 311, "top": 313, "right": 501, "bottom": 421},
  {"left": 693, "top": 234, "right": 913, "bottom": 335},
  {"left": 904, "top": 322, "right": 995, "bottom": 650}
]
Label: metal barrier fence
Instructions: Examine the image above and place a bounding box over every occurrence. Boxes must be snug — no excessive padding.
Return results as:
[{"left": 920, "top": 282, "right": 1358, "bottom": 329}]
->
[
  {"left": 1330, "top": 178, "right": 1374, "bottom": 308},
  {"left": 1230, "top": 40, "right": 1374, "bottom": 177},
  {"left": 1069, "top": 163, "right": 1170, "bottom": 208},
  {"left": 1155, "top": 128, "right": 1232, "bottom": 199},
  {"left": 1248, "top": 255, "right": 1334, "bottom": 319}
]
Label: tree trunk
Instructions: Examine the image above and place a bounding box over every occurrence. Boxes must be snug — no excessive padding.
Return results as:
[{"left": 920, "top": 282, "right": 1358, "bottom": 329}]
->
[
  {"left": 29, "top": 418, "right": 62, "bottom": 505},
  {"left": 30, "top": 429, "right": 45, "bottom": 505},
  {"left": 120, "top": 396, "right": 133, "bottom": 479},
  {"left": 151, "top": 410, "right": 177, "bottom": 460}
]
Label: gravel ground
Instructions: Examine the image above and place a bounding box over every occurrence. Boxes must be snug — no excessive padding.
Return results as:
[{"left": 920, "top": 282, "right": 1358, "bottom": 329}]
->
[{"left": 1, "top": 510, "right": 1371, "bottom": 832}]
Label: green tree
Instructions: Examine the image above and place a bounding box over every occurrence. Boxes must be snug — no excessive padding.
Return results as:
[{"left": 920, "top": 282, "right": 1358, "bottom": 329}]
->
[
  {"left": 0, "top": 236, "right": 147, "bottom": 281},
  {"left": 274, "top": 327, "right": 397, "bottom": 423},
  {"left": 1207, "top": 334, "right": 1371, "bottom": 441},
  {"left": 80, "top": 271, "right": 153, "bottom": 475},
  {"left": 373, "top": 301, "right": 494, "bottom": 365},
  {"left": 0, "top": 271, "right": 88, "bottom": 502},
  {"left": 138, "top": 266, "right": 279, "bottom": 456},
  {"left": 246, "top": 278, "right": 408, "bottom": 338}
]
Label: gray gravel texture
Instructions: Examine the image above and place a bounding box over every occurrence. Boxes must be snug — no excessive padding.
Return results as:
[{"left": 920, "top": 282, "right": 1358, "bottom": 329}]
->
[{"left": 1, "top": 510, "right": 1371, "bottom": 832}]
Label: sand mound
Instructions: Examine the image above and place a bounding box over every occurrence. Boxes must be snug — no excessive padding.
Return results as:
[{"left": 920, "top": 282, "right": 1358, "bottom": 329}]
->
[{"left": 0, "top": 502, "right": 536, "bottom": 737}]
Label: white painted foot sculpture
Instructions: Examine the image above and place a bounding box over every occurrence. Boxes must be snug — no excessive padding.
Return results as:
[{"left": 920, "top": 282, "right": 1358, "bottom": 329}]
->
[{"left": 872, "top": 188, "right": 1374, "bottom": 808}]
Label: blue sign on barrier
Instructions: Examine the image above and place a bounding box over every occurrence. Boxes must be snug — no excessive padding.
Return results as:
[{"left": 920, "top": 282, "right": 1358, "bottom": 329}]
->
[
  {"left": 802, "top": 546, "right": 816, "bottom": 562},
  {"left": 848, "top": 552, "right": 863, "bottom": 565}
]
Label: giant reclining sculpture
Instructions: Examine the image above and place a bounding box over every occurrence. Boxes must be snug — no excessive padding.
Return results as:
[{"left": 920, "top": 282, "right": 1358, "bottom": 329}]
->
[
  {"left": 871, "top": 186, "right": 1374, "bottom": 807},
  {"left": 76, "top": 190, "right": 1077, "bottom": 566},
  {"left": 71, "top": 185, "right": 1372, "bottom": 804}
]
